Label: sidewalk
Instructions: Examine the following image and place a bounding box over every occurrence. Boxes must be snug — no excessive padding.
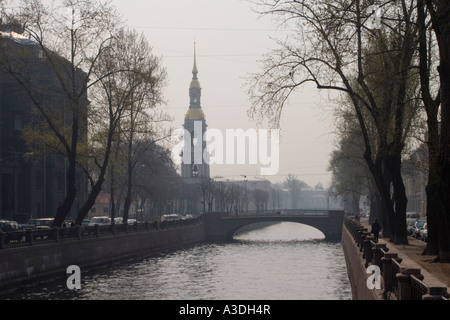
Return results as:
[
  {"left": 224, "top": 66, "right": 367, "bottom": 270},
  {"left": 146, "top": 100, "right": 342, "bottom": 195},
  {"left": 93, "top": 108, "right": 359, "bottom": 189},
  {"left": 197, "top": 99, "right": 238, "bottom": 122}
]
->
[{"left": 360, "top": 217, "right": 450, "bottom": 289}]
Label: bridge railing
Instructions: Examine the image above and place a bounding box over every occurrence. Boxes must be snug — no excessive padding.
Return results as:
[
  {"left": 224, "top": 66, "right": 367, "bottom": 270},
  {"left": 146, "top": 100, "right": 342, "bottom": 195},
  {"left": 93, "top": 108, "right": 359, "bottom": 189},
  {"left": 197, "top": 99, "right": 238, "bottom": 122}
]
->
[
  {"left": 224, "top": 209, "right": 330, "bottom": 217},
  {"left": 0, "top": 215, "right": 203, "bottom": 250},
  {"left": 344, "top": 216, "right": 450, "bottom": 300}
]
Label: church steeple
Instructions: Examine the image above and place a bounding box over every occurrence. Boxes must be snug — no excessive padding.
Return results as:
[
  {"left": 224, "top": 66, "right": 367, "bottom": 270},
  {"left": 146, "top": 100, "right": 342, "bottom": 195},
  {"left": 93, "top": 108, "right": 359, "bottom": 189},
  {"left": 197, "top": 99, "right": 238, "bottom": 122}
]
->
[
  {"left": 187, "top": 42, "right": 204, "bottom": 120},
  {"left": 189, "top": 43, "right": 201, "bottom": 91},
  {"left": 182, "top": 43, "right": 210, "bottom": 183}
]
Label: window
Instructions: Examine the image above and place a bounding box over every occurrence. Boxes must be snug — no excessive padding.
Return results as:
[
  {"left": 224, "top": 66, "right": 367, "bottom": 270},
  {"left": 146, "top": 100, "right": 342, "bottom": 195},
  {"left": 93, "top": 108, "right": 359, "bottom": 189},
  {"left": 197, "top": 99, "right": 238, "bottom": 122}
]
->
[
  {"left": 57, "top": 172, "right": 64, "bottom": 192},
  {"left": 35, "top": 170, "right": 41, "bottom": 190},
  {"left": 14, "top": 114, "right": 23, "bottom": 130}
]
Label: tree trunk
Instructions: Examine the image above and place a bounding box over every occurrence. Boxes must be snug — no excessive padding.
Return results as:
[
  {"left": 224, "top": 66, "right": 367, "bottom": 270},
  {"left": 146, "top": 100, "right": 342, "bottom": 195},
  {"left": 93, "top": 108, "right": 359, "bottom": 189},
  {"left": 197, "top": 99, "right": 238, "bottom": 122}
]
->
[
  {"left": 122, "top": 159, "right": 133, "bottom": 224},
  {"left": 427, "top": 0, "right": 450, "bottom": 262},
  {"left": 53, "top": 157, "right": 77, "bottom": 227},
  {"left": 388, "top": 154, "right": 409, "bottom": 245},
  {"left": 53, "top": 111, "right": 80, "bottom": 228},
  {"left": 75, "top": 176, "right": 105, "bottom": 226},
  {"left": 110, "top": 163, "right": 116, "bottom": 223},
  {"left": 417, "top": 0, "right": 440, "bottom": 256}
]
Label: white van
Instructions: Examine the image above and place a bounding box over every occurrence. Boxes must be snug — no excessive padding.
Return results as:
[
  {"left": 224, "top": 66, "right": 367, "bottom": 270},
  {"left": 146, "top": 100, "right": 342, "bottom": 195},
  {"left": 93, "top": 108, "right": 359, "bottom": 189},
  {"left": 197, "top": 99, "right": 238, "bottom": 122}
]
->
[{"left": 88, "top": 216, "right": 111, "bottom": 226}]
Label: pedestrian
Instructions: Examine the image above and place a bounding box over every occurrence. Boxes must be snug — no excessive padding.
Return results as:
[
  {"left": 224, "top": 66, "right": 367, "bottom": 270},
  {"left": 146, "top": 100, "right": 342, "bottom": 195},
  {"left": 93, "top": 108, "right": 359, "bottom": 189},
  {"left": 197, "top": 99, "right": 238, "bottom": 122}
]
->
[{"left": 371, "top": 218, "right": 381, "bottom": 241}]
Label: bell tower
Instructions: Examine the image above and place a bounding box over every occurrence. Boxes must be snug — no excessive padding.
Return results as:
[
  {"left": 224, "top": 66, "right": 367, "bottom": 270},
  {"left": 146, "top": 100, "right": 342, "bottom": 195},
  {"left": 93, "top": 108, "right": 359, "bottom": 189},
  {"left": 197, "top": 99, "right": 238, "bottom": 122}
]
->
[{"left": 181, "top": 43, "right": 210, "bottom": 182}]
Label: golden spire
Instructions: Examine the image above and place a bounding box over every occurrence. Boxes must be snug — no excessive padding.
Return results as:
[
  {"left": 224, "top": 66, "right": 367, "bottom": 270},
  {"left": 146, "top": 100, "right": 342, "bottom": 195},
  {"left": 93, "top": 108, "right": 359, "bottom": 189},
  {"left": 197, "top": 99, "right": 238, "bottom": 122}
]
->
[
  {"left": 190, "top": 42, "right": 201, "bottom": 89},
  {"left": 192, "top": 42, "right": 198, "bottom": 77}
]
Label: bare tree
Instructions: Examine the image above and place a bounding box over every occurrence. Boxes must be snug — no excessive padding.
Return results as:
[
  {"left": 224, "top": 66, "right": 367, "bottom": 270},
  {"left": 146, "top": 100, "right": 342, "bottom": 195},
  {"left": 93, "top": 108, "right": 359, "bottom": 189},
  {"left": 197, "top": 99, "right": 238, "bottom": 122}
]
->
[
  {"left": 75, "top": 28, "right": 167, "bottom": 225},
  {"left": 199, "top": 177, "right": 216, "bottom": 212},
  {"left": 247, "top": 0, "right": 420, "bottom": 244},
  {"left": 283, "top": 174, "right": 307, "bottom": 209},
  {"left": 253, "top": 189, "right": 269, "bottom": 211},
  {"left": 112, "top": 29, "right": 168, "bottom": 224},
  {"left": 1, "top": 0, "right": 122, "bottom": 227}
]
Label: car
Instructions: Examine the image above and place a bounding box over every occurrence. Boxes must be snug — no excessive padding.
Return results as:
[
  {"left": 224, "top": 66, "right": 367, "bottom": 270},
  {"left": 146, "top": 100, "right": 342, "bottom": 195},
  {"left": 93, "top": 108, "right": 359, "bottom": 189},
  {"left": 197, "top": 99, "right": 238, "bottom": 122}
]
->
[
  {"left": 127, "top": 219, "right": 137, "bottom": 225},
  {"left": 114, "top": 217, "right": 123, "bottom": 224},
  {"left": 34, "top": 218, "right": 54, "bottom": 229},
  {"left": 0, "top": 220, "right": 22, "bottom": 243},
  {"left": 88, "top": 216, "right": 111, "bottom": 226},
  {"left": 82, "top": 219, "right": 91, "bottom": 226},
  {"left": 420, "top": 223, "right": 428, "bottom": 242},
  {"left": 0, "top": 220, "right": 20, "bottom": 232},
  {"left": 181, "top": 214, "right": 194, "bottom": 220},
  {"left": 407, "top": 212, "right": 420, "bottom": 219},
  {"left": 160, "top": 214, "right": 182, "bottom": 222},
  {"left": 63, "top": 220, "right": 75, "bottom": 228},
  {"left": 412, "top": 219, "right": 427, "bottom": 239},
  {"left": 406, "top": 218, "right": 417, "bottom": 236},
  {"left": 20, "top": 218, "right": 39, "bottom": 229}
]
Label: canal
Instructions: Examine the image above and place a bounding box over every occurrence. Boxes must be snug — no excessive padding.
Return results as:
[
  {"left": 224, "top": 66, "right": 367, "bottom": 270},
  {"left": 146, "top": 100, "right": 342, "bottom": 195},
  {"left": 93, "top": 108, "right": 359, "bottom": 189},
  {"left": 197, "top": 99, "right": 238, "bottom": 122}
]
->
[{"left": 5, "top": 222, "right": 352, "bottom": 300}]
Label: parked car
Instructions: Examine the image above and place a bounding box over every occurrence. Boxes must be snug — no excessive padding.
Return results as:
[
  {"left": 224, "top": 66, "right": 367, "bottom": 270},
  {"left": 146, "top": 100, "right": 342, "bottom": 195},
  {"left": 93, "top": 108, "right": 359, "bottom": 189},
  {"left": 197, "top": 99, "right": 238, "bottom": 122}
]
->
[
  {"left": 412, "top": 219, "right": 427, "bottom": 239},
  {"left": 34, "top": 218, "right": 54, "bottom": 229},
  {"left": 0, "top": 220, "right": 20, "bottom": 232},
  {"left": 0, "top": 220, "right": 22, "bottom": 243},
  {"left": 420, "top": 223, "right": 428, "bottom": 242},
  {"left": 20, "top": 218, "right": 39, "bottom": 229},
  {"left": 160, "top": 214, "right": 182, "bottom": 222},
  {"left": 127, "top": 219, "right": 137, "bottom": 225},
  {"left": 82, "top": 219, "right": 91, "bottom": 226},
  {"left": 406, "top": 218, "right": 417, "bottom": 236},
  {"left": 407, "top": 212, "right": 420, "bottom": 219},
  {"left": 181, "top": 214, "right": 194, "bottom": 220},
  {"left": 63, "top": 220, "right": 75, "bottom": 228},
  {"left": 88, "top": 216, "right": 111, "bottom": 226}
]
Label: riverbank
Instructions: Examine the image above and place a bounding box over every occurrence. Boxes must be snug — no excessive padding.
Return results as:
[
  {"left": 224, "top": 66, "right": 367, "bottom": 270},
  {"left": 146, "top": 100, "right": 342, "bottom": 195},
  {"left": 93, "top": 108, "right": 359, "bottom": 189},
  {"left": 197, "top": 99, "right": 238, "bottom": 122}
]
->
[
  {"left": 0, "top": 219, "right": 206, "bottom": 294},
  {"left": 342, "top": 216, "right": 449, "bottom": 300},
  {"left": 359, "top": 217, "right": 450, "bottom": 288}
]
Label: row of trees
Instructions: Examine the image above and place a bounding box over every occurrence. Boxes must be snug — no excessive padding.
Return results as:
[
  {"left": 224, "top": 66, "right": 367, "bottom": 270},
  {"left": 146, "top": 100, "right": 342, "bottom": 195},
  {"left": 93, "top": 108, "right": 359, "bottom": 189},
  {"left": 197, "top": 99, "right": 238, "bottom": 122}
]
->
[
  {"left": 0, "top": 0, "right": 170, "bottom": 226},
  {"left": 247, "top": 1, "right": 450, "bottom": 261},
  {"left": 200, "top": 177, "right": 271, "bottom": 214}
]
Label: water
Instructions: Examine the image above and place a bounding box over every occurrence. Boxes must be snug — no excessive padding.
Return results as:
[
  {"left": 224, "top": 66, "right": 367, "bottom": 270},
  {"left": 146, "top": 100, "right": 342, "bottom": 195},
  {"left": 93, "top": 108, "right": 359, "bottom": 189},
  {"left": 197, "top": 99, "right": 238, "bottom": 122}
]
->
[{"left": 5, "top": 222, "right": 352, "bottom": 300}]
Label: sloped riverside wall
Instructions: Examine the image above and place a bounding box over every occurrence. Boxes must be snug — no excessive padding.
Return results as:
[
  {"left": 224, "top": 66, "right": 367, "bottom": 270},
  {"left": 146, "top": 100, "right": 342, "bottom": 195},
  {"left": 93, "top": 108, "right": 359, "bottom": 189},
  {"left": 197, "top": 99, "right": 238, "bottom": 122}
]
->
[
  {"left": 0, "top": 220, "right": 206, "bottom": 293},
  {"left": 341, "top": 217, "right": 449, "bottom": 300},
  {"left": 341, "top": 221, "right": 380, "bottom": 300}
]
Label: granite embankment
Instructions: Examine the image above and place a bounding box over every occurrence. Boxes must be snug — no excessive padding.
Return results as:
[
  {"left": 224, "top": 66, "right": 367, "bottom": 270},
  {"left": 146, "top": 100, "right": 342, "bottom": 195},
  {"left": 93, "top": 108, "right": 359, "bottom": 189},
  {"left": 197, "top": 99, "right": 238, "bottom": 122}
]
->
[
  {"left": 0, "top": 218, "right": 205, "bottom": 293},
  {"left": 341, "top": 216, "right": 450, "bottom": 300}
]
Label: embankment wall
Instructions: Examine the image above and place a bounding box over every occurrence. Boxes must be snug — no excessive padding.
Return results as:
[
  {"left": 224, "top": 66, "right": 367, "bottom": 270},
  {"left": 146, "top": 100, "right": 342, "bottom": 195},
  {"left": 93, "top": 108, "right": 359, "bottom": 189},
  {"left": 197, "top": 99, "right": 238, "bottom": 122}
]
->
[
  {"left": 0, "top": 221, "right": 206, "bottom": 292},
  {"left": 341, "top": 224, "right": 382, "bottom": 300}
]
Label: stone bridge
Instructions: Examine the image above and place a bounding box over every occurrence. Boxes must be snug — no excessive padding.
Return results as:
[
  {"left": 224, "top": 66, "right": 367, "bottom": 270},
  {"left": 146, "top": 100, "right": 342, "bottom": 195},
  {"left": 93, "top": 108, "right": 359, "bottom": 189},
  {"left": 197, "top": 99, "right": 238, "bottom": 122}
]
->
[{"left": 203, "top": 210, "right": 345, "bottom": 242}]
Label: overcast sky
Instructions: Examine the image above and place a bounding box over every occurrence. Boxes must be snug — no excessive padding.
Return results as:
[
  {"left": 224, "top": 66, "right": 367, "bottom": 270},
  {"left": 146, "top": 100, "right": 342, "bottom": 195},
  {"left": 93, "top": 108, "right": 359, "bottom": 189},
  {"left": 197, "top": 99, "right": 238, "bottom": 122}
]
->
[{"left": 113, "top": 0, "right": 336, "bottom": 188}]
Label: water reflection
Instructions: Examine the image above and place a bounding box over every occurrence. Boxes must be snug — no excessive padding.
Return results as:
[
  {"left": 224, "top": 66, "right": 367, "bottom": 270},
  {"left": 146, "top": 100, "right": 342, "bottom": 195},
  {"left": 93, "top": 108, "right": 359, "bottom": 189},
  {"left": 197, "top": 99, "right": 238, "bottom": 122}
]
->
[{"left": 5, "top": 222, "right": 351, "bottom": 300}]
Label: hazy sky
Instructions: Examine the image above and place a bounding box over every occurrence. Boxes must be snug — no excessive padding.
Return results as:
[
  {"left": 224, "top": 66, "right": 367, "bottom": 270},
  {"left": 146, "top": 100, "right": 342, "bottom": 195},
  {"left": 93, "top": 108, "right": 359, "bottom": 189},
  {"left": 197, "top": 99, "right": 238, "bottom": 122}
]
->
[{"left": 113, "top": 0, "right": 337, "bottom": 188}]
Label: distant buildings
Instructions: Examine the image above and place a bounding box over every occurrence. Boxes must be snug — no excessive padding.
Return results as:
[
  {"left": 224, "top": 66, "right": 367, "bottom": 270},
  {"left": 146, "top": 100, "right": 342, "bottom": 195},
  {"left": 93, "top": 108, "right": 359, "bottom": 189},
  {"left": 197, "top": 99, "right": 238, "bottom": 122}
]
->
[
  {"left": 0, "top": 26, "right": 88, "bottom": 223},
  {"left": 214, "top": 176, "right": 342, "bottom": 212}
]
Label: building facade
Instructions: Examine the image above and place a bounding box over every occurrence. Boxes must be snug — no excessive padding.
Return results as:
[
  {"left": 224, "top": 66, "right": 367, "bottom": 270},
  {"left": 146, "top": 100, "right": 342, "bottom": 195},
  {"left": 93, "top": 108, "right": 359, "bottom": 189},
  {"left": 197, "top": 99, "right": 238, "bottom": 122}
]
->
[{"left": 0, "top": 27, "right": 88, "bottom": 223}]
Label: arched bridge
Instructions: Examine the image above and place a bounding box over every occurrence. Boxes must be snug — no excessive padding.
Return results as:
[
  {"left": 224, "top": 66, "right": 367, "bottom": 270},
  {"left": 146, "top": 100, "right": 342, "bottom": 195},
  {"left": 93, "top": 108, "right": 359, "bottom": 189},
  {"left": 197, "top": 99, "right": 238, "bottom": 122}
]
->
[{"left": 203, "top": 210, "right": 345, "bottom": 242}]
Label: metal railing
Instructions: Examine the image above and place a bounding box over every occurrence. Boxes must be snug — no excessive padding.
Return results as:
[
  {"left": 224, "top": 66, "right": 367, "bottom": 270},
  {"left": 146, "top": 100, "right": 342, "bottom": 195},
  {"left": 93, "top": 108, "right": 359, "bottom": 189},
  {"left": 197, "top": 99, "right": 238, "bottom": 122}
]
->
[
  {"left": 343, "top": 216, "right": 449, "bottom": 300},
  {"left": 224, "top": 209, "right": 330, "bottom": 218},
  {"left": 390, "top": 258, "right": 402, "bottom": 299},
  {"left": 0, "top": 216, "right": 203, "bottom": 250},
  {"left": 411, "top": 274, "right": 429, "bottom": 300}
]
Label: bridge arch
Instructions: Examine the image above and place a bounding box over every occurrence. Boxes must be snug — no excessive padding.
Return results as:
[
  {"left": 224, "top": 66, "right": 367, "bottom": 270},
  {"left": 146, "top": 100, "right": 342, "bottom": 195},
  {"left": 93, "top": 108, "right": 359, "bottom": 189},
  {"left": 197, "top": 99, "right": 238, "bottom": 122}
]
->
[
  {"left": 204, "top": 211, "right": 345, "bottom": 242},
  {"left": 225, "top": 219, "right": 327, "bottom": 242}
]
